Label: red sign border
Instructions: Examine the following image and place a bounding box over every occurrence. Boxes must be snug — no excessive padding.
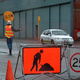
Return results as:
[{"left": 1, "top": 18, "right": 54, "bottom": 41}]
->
[
  {"left": 70, "top": 53, "right": 80, "bottom": 73},
  {"left": 22, "top": 47, "right": 61, "bottom": 75}
]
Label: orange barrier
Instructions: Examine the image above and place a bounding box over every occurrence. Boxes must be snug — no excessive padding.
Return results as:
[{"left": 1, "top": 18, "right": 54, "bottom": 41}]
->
[{"left": 23, "top": 47, "right": 61, "bottom": 74}]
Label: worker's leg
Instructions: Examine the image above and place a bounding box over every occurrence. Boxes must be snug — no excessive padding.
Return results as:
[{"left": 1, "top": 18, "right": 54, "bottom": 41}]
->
[
  {"left": 36, "top": 63, "right": 38, "bottom": 71},
  {"left": 7, "top": 38, "right": 10, "bottom": 49},
  {"left": 30, "top": 61, "right": 36, "bottom": 71},
  {"left": 7, "top": 37, "right": 13, "bottom": 55},
  {"left": 10, "top": 37, "right": 13, "bottom": 50},
  {"left": 9, "top": 37, "right": 13, "bottom": 55}
]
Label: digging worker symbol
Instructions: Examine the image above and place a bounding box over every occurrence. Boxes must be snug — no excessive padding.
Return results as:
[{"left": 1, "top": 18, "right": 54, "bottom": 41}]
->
[{"left": 30, "top": 50, "right": 43, "bottom": 71}]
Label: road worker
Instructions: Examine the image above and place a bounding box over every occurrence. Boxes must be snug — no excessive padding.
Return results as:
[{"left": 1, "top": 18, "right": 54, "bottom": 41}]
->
[{"left": 5, "top": 20, "right": 22, "bottom": 55}]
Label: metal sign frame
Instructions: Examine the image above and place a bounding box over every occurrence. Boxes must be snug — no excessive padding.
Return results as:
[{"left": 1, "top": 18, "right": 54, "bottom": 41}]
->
[
  {"left": 14, "top": 44, "right": 61, "bottom": 80},
  {"left": 14, "top": 44, "right": 80, "bottom": 80}
]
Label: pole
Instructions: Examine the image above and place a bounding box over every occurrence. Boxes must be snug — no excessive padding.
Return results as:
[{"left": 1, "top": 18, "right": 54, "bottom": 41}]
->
[
  {"left": 38, "top": 16, "right": 40, "bottom": 40},
  {"left": 38, "top": 23, "right": 39, "bottom": 40}
]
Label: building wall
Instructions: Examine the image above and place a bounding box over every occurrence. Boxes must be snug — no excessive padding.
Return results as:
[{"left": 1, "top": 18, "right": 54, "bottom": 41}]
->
[
  {"left": 51, "top": 6, "right": 59, "bottom": 29},
  {"left": 34, "top": 7, "right": 49, "bottom": 38},
  {"left": 60, "top": 4, "right": 71, "bottom": 33},
  {"left": 0, "top": 15, "right": 3, "bottom": 37},
  {"left": 0, "top": 0, "right": 71, "bottom": 14},
  {"left": 0, "top": 0, "right": 72, "bottom": 39}
]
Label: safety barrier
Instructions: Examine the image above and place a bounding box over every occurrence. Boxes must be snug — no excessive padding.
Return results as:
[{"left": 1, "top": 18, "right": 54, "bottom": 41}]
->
[{"left": 14, "top": 44, "right": 80, "bottom": 80}]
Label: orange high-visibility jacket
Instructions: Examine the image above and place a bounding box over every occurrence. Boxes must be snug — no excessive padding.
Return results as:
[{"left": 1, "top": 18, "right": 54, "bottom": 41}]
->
[{"left": 5, "top": 25, "right": 14, "bottom": 38}]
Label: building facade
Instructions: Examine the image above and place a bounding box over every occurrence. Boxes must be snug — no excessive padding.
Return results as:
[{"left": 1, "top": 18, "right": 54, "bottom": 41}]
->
[
  {"left": 73, "top": 0, "right": 80, "bottom": 40},
  {"left": 0, "top": 0, "right": 74, "bottom": 39}
]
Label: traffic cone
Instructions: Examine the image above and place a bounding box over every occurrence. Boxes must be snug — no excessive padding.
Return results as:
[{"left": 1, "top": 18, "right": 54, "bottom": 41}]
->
[{"left": 5, "top": 60, "right": 15, "bottom": 80}]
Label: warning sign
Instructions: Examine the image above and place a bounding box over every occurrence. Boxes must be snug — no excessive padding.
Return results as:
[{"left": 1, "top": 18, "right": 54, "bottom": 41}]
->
[
  {"left": 70, "top": 53, "right": 80, "bottom": 73},
  {"left": 3, "top": 11, "right": 14, "bottom": 21},
  {"left": 23, "top": 47, "right": 61, "bottom": 74}
]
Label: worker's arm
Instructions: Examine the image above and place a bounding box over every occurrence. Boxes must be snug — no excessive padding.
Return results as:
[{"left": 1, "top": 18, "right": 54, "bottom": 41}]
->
[{"left": 11, "top": 26, "right": 21, "bottom": 32}]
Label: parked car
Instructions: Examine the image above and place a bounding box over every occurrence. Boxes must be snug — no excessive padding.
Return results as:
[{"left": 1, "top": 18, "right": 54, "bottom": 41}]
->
[{"left": 40, "top": 29, "right": 74, "bottom": 46}]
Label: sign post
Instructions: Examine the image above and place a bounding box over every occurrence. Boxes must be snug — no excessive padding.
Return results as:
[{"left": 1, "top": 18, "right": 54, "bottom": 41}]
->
[
  {"left": 38, "top": 16, "right": 40, "bottom": 40},
  {"left": 3, "top": 11, "right": 14, "bottom": 21}
]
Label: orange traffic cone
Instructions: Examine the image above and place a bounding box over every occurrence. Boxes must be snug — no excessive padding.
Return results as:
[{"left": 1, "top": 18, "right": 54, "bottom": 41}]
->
[{"left": 5, "top": 60, "right": 15, "bottom": 80}]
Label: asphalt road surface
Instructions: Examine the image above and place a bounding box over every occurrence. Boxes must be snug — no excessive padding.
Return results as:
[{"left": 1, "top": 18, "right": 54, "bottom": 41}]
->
[{"left": 0, "top": 38, "right": 80, "bottom": 80}]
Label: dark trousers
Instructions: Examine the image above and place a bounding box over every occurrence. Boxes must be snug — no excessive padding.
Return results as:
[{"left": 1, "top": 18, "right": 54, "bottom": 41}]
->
[
  {"left": 30, "top": 61, "right": 38, "bottom": 71},
  {"left": 6, "top": 37, "right": 13, "bottom": 50}
]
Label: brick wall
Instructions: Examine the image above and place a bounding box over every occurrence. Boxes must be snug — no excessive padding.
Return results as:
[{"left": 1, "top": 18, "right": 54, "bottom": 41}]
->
[{"left": 73, "top": 0, "right": 80, "bottom": 29}]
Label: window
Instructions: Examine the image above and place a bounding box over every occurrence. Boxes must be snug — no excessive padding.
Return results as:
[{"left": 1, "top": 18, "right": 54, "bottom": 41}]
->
[{"left": 43, "top": 30, "right": 48, "bottom": 35}]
